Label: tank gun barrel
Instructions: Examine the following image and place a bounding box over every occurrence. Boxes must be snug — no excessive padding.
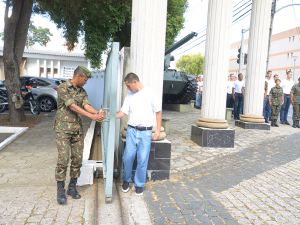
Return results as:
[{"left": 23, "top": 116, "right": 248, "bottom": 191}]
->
[{"left": 165, "top": 32, "right": 198, "bottom": 56}]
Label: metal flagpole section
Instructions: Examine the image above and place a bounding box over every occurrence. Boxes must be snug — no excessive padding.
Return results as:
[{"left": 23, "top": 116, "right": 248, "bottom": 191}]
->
[{"left": 101, "top": 42, "right": 120, "bottom": 203}]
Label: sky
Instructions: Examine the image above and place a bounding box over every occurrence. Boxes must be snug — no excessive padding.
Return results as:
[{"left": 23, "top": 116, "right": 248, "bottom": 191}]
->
[{"left": 1, "top": 0, "right": 300, "bottom": 61}]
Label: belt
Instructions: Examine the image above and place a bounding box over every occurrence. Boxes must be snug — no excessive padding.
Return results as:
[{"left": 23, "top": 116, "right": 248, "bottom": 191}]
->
[{"left": 128, "top": 125, "right": 153, "bottom": 131}]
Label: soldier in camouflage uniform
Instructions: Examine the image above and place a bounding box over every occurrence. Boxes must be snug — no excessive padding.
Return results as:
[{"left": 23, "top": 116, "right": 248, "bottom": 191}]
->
[
  {"left": 54, "top": 66, "right": 105, "bottom": 205},
  {"left": 291, "top": 77, "right": 300, "bottom": 128},
  {"left": 269, "top": 79, "right": 283, "bottom": 127}
]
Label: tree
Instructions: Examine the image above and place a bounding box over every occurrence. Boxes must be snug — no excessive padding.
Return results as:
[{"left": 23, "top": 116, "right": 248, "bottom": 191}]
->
[
  {"left": 26, "top": 21, "right": 53, "bottom": 47},
  {"left": 3, "top": 0, "right": 34, "bottom": 123},
  {"left": 114, "top": 0, "right": 188, "bottom": 49},
  {"left": 1, "top": 21, "right": 53, "bottom": 47},
  {"left": 165, "top": 0, "right": 188, "bottom": 49},
  {"left": 176, "top": 53, "right": 205, "bottom": 75}
]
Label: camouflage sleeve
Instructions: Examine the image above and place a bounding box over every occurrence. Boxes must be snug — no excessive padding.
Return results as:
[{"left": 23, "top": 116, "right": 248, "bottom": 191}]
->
[
  {"left": 291, "top": 85, "right": 296, "bottom": 94},
  {"left": 82, "top": 90, "right": 90, "bottom": 108},
  {"left": 58, "top": 85, "right": 76, "bottom": 107}
]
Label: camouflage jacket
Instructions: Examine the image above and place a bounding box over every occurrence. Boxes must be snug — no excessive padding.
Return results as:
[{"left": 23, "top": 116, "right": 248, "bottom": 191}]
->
[
  {"left": 269, "top": 86, "right": 283, "bottom": 106},
  {"left": 54, "top": 80, "right": 90, "bottom": 134},
  {"left": 291, "top": 83, "right": 300, "bottom": 103}
]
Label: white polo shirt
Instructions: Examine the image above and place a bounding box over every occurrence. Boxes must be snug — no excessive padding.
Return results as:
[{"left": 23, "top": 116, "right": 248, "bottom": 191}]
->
[
  {"left": 233, "top": 80, "right": 245, "bottom": 94},
  {"left": 227, "top": 81, "right": 234, "bottom": 94},
  {"left": 265, "top": 78, "right": 275, "bottom": 95},
  {"left": 281, "top": 79, "right": 295, "bottom": 94},
  {"left": 121, "top": 87, "right": 161, "bottom": 127}
]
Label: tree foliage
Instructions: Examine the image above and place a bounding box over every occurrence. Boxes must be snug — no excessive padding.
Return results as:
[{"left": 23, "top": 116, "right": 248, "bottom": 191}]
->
[
  {"left": 165, "top": 0, "right": 188, "bottom": 49},
  {"left": 26, "top": 21, "right": 53, "bottom": 47},
  {"left": 1, "top": 21, "right": 52, "bottom": 47},
  {"left": 176, "top": 53, "right": 205, "bottom": 75},
  {"left": 114, "top": 0, "right": 187, "bottom": 50},
  {"left": 35, "top": 0, "right": 131, "bottom": 67}
]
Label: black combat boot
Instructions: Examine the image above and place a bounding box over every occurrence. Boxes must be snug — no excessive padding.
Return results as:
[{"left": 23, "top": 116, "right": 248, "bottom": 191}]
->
[
  {"left": 293, "top": 120, "right": 297, "bottom": 128},
  {"left": 274, "top": 120, "right": 279, "bottom": 127},
  {"left": 296, "top": 120, "right": 300, "bottom": 128},
  {"left": 67, "top": 178, "right": 81, "bottom": 199},
  {"left": 271, "top": 120, "right": 275, "bottom": 127},
  {"left": 57, "top": 181, "right": 67, "bottom": 205}
]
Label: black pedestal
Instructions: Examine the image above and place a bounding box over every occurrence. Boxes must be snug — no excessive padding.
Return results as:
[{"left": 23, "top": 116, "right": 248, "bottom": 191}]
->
[
  {"left": 120, "top": 139, "right": 171, "bottom": 181},
  {"left": 235, "top": 120, "right": 270, "bottom": 130},
  {"left": 191, "top": 125, "right": 235, "bottom": 148}
]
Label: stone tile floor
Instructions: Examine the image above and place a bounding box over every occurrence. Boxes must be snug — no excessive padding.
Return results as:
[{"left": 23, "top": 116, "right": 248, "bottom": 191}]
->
[
  {"left": 0, "top": 113, "right": 94, "bottom": 225},
  {"left": 144, "top": 109, "right": 300, "bottom": 225}
]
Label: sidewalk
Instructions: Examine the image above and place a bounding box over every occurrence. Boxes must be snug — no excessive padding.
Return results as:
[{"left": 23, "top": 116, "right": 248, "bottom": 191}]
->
[
  {"left": 144, "top": 109, "right": 300, "bottom": 224},
  {"left": 0, "top": 113, "right": 122, "bottom": 225}
]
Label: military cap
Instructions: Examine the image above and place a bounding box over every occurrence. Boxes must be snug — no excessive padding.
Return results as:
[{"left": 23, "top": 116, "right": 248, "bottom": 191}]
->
[{"left": 78, "top": 65, "right": 92, "bottom": 78}]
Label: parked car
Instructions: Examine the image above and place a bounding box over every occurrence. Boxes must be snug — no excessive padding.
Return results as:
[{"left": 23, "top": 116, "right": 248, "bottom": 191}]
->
[
  {"left": 49, "top": 78, "right": 68, "bottom": 86},
  {"left": 0, "top": 76, "right": 58, "bottom": 112}
]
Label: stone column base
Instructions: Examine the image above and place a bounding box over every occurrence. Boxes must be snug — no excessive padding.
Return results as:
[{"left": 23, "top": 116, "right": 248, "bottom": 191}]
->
[
  {"left": 235, "top": 120, "right": 270, "bottom": 130},
  {"left": 191, "top": 125, "right": 234, "bottom": 148},
  {"left": 119, "top": 138, "right": 171, "bottom": 181}
]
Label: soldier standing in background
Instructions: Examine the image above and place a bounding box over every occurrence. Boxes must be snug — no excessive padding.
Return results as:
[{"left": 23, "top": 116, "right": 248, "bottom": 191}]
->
[
  {"left": 264, "top": 70, "right": 274, "bottom": 123},
  {"left": 269, "top": 79, "right": 283, "bottom": 127},
  {"left": 291, "top": 77, "right": 300, "bottom": 128},
  {"left": 54, "top": 66, "right": 105, "bottom": 205}
]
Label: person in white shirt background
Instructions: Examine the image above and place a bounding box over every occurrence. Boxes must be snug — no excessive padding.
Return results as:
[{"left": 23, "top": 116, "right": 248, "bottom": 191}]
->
[
  {"left": 116, "top": 73, "right": 162, "bottom": 196},
  {"left": 195, "top": 75, "right": 203, "bottom": 109},
  {"left": 280, "top": 70, "right": 294, "bottom": 125},
  {"left": 226, "top": 73, "right": 235, "bottom": 108},
  {"left": 232, "top": 73, "right": 245, "bottom": 120},
  {"left": 264, "top": 70, "right": 275, "bottom": 123}
]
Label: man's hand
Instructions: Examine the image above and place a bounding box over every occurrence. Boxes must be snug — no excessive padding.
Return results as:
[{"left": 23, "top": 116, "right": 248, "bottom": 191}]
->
[
  {"left": 90, "top": 112, "right": 105, "bottom": 122},
  {"left": 153, "top": 129, "right": 160, "bottom": 141},
  {"left": 291, "top": 101, "right": 295, "bottom": 106}
]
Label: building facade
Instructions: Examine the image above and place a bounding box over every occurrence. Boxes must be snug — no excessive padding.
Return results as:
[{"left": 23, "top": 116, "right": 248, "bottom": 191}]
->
[
  {"left": 230, "top": 27, "right": 300, "bottom": 81},
  {"left": 0, "top": 48, "right": 89, "bottom": 80}
]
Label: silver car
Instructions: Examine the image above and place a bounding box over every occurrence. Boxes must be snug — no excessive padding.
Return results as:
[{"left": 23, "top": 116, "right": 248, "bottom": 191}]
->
[{"left": 1, "top": 76, "right": 58, "bottom": 112}]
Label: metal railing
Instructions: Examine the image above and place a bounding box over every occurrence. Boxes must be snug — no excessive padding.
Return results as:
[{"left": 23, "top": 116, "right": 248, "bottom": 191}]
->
[{"left": 101, "top": 42, "right": 120, "bottom": 203}]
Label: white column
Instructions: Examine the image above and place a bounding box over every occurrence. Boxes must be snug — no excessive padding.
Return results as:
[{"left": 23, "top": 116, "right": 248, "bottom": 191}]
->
[
  {"left": 36, "top": 59, "right": 40, "bottom": 76},
  {"left": 130, "top": 0, "right": 168, "bottom": 108},
  {"left": 50, "top": 60, "right": 54, "bottom": 78},
  {"left": 43, "top": 60, "right": 47, "bottom": 78},
  {"left": 197, "top": 0, "right": 232, "bottom": 129},
  {"left": 241, "top": 0, "right": 273, "bottom": 123}
]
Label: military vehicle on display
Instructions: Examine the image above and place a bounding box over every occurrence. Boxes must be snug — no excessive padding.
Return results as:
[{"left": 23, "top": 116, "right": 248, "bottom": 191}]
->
[{"left": 163, "top": 32, "right": 198, "bottom": 104}]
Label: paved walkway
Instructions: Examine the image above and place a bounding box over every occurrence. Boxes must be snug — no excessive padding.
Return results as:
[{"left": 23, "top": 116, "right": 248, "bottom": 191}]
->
[{"left": 144, "top": 109, "right": 300, "bottom": 224}]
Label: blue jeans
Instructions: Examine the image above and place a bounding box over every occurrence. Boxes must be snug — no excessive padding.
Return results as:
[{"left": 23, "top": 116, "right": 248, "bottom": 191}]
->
[
  {"left": 263, "top": 95, "right": 271, "bottom": 122},
  {"left": 195, "top": 92, "right": 202, "bottom": 108},
  {"left": 280, "top": 94, "right": 291, "bottom": 122},
  {"left": 123, "top": 126, "right": 152, "bottom": 188},
  {"left": 234, "top": 93, "right": 243, "bottom": 119}
]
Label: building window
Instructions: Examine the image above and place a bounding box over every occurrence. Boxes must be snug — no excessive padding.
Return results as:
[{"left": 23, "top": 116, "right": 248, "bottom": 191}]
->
[
  {"left": 291, "top": 52, "right": 294, "bottom": 57},
  {"left": 54, "top": 68, "right": 58, "bottom": 75},
  {"left": 289, "top": 36, "right": 291, "bottom": 42},
  {"left": 287, "top": 53, "right": 290, "bottom": 58}
]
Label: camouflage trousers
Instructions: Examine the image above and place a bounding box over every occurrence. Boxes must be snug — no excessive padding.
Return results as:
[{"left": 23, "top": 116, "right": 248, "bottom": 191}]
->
[
  {"left": 270, "top": 104, "right": 281, "bottom": 120},
  {"left": 55, "top": 132, "right": 84, "bottom": 181},
  {"left": 293, "top": 103, "right": 300, "bottom": 121}
]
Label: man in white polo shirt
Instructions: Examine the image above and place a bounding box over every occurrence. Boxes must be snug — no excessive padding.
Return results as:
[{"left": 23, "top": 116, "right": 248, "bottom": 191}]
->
[
  {"left": 280, "top": 70, "right": 294, "bottom": 125},
  {"left": 264, "top": 70, "right": 274, "bottom": 123},
  {"left": 116, "top": 73, "right": 162, "bottom": 196},
  {"left": 232, "top": 73, "right": 245, "bottom": 120}
]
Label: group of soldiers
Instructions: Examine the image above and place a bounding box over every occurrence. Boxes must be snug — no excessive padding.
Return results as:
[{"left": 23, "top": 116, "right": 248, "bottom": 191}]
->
[{"left": 264, "top": 70, "right": 300, "bottom": 128}]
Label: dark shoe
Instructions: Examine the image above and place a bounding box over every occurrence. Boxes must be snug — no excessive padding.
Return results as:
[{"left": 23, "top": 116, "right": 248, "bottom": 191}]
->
[
  {"left": 284, "top": 121, "right": 290, "bottom": 125},
  {"left": 67, "top": 178, "right": 81, "bottom": 199},
  {"left": 293, "top": 121, "right": 297, "bottom": 128},
  {"left": 280, "top": 121, "right": 284, "bottom": 124},
  {"left": 271, "top": 120, "right": 275, "bottom": 127},
  {"left": 135, "top": 187, "right": 144, "bottom": 196},
  {"left": 57, "top": 181, "right": 67, "bottom": 205},
  {"left": 274, "top": 120, "right": 279, "bottom": 127},
  {"left": 297, "top": 121, "right": 300, "bottom": 128},
  {"left": 265, "top": 119, "right": 269, "bottom": 124},
  {"left": 122, "top": 182, "right": 130, "bottom": 193}
]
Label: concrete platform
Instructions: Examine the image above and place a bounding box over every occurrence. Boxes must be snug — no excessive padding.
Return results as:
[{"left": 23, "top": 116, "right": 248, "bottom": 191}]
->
[
  {"left": 120, "top": 138, "right": 172, "bottom": 180},
  {"left": 191, "top": 125, "right": 235, "bottom": 148},
  {"left": 235, "top": 120, "right": 270, "bottom": 130},
  {"left": 163, "top": 103, "right": 194, "bottom": 112}
]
